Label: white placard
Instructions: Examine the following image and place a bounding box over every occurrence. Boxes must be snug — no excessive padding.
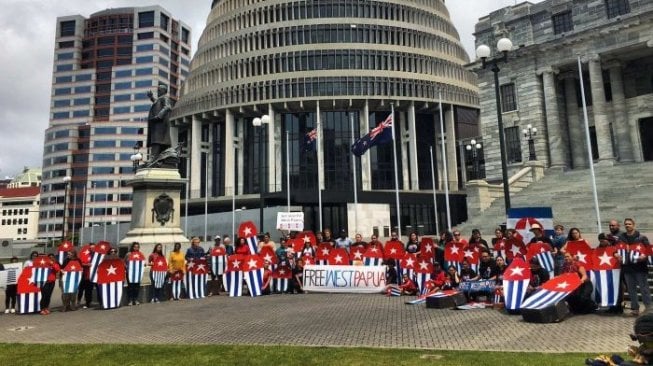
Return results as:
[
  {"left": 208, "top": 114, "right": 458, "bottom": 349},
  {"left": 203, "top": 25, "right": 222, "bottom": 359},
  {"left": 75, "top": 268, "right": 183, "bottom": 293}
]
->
[
  {"left": 0, "top": 262, "right": 22, "bottom": 288},
  {"left": 303, "top": 264, "right": 386, "bottom": 293},
  {"left": 276, "top": 212, "right": 304, "bottom": 231}
]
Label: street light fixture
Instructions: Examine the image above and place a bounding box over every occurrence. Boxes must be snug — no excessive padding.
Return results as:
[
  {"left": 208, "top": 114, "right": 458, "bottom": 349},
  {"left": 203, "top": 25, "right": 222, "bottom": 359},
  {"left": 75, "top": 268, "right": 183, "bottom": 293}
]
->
[
  {"left": 523, "top": 124, "right": 538, "bottom": 161},
  {"left": 130, "top": 144, "right": 143, "bottom": 172},
  {"left": 476, "top": 37, "right": 513, "bottom": 214},
  {"left": 465, "top": 139, "right": 483, "bottom": 180},
  {"left": 61, "top": 176, "right": 71, "bottom": 242},
  {"left": 252, "top": 115, "right": 270, "bottom": 232}
]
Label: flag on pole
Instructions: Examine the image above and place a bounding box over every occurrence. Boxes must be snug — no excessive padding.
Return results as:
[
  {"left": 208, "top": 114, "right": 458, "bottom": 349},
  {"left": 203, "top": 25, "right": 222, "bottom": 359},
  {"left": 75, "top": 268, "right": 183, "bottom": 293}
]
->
[
  {"left": 589, "top": 246, "right": 621, "bottom": 307},
  {"left": 17, "top": 267, "right": 41, "bottom": 314},
  {"left": 126, "top": 251, "right": 145, "bottom": 284},
  {"left": 185, "top": 258, "right": 208, "bottom": 299},
  {"left": 351, "top": 113, "right": 394, "bottom": 156},
  {"left": 238, "top": 221, "right": 259, "bottom": 254},
  {"left": 61, "top": 259, "right": 83, "bottom": 294},
  {"left": 223, "top": 254, "right": 245, "bottom": 297},
  {"left": 96, "top": 258, "right": 125, "bottom": 309},
  {"left": 304, "top": 128, "right": 317, "bottom": 152},
  {"left": 520, "top": 273, "right": 581, "bottom": 310},
  {"left": 502, "top": 258, "right": 531, "bottom": 311},
  {"left": 210, "top": 246, "right": 228, "bottom": 276},
  {"left": 57, "top": 240, "right": 73, "bottom": 266},
  {"left": 30, "top": 255, "right": 51, "bottom": 287},
  {"left": 243, "top": 254, "right": 265, "bottom": 297}
]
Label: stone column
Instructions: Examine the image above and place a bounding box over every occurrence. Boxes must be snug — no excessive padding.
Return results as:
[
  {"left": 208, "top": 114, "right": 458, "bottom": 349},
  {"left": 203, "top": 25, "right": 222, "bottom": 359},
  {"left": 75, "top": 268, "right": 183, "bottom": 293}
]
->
[
  {"left": 190, "top": 115, "right": 202, "bottom": 198},
  {"left": 267, "top": 104, "right": 280, "bottom": 192},
  {"left": 407, "top": 102, "right": 419, "bottom": 190},
  {"left": 224, "top": 109, "right": 235, "bottom": 196},
  {"left": 399, "top": 110, "right": 410, "bottom": 190},
  {"left": 316, "top": 103, "right": 325, "bottom": 190},
  {"left": 541, "top": 67, "right": 569, "bottom": 168},
  {"left": 561, "top": 72, "right": 588, "bottom": 169},
  {"left": 237, "top": 117, "right": 245, "bottom": 195},
  {"left": 445, "top": 106, "right": 458, "bottom": 191},
  {"left": 588, "top": 56, "right": 615, "bottom": 163},
  {"left": 606, "top": 61, "right": 634, "bottom": 162},
  {"left": 360, "top": 101, "right": 371, "bottom": 190}
]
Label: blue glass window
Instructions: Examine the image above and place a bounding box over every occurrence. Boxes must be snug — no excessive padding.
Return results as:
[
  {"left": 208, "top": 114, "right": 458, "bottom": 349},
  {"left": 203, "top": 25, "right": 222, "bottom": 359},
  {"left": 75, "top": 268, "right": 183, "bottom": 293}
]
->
[
  {"left": 115, "top": 82, "right": 132, "bottom": 90},
  {"left": 56, "top": 64, "right": 73, "bottom": 72},
  {"left": 57, "top": 52, "right": 74, "bottom": 60},
  {"left": 72, "top": 110, "right": 89, "bottom": 117},
  {"left": 75, "top": 86, "right": 91, "bottom": 93},
  {"left": 134, "top": 80, "right": 152, "bottom": 88},
  {"left": 55, "top": 76, "right": 73, "bottom": 83},
  {"left": 114, "top": 94, "right": 131, "bottom": 102},
  {"left": 115, "top": 70, "right": 132, "bottom": 78},
  {"left": 136, "top": 44, "right": 154, "bottom": 52},
  {"left": 55, "top": 88, "right": 71, "bottom": 95},
  {"left": 54, "top": 100, "right": 70, "bottom": 108},
  {"left": 113, "top": 106, "right": 131, "bottom": 114},
  {"left": 94, "top": 140, "right": 116, "bottom": 148},
  {"left": 135, "top": 67, "right": 152, "bottom": 76},
  {"left": 136, "top": 56, "right": 153, "bottom": 64},
  {"left": 133, "top": 105, "right": 150, "bottom": 113},
  {"left": 53, "top": 112, "right": 69, "bottom": 119},
  {"left": 95, "top": 127, "right": 117, "bottom": 134}
]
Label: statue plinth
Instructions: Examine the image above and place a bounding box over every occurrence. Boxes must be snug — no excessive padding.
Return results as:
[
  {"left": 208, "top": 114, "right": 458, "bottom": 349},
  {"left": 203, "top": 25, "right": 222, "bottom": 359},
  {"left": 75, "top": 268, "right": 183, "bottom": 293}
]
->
[{"left": 119, "top": 168, "right": 189, "bottom": 253}]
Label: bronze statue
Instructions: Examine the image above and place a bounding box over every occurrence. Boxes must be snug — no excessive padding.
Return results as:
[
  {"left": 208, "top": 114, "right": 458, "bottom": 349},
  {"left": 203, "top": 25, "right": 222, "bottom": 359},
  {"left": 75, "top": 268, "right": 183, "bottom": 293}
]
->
[{"left": 143, "top": 83, "right": 179, "bottom": 169}]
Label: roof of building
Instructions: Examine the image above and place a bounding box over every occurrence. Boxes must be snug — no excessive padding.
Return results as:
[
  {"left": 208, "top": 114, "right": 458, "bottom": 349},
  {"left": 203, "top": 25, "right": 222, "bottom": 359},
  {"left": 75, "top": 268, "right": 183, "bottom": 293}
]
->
[{"left": 0, "top": 187, "right": 41, "bottom": 199}]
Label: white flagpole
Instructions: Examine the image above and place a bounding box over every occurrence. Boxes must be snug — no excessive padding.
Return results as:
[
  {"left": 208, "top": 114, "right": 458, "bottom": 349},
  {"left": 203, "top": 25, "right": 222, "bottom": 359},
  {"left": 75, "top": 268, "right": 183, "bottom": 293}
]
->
[
  {"left": 390, "top": 103, "right": 402, "bottom": 238},
  {"left": 232, "top": 145, "right": 236, "bottom": 240},
  {"left": 80, "top": 185, "right": 86, "bottom": 245},
  {"left": 577, "top": 56, "right": 602, "bottom": 234},
  {"left": 317, "top": 105, "right": 323, "bottom": 232},
  {"left": 185, "top": 149, "right": 190, "bottom": 235},
  {"left": 350, "top": 112, "right": 359, "bottom": 234},
  {"left": 286, "top": 130, "right": 291, "bottom": 212},
  {"left": 204, "top": 155, "right": 209, "bottom": 243},
  {"left": 72, "top": 187, "right": 77, "bottom": 245},
  {"left": 103, "top": 186, "right": 108, "bottom": 241},
  {"left": 439, "top": 90, "right": 452, "bottom": 231},
  {"left": 116, "top": 176, "right": 121, "bottom": 242},
  {"left": 429, "top": 146, "right": 440, "bottom": 235}
]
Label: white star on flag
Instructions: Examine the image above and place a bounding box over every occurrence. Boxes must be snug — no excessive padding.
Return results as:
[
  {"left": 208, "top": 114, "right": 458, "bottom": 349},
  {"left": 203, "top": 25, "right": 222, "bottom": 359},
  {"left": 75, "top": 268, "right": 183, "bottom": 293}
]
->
[
  {"left": 187, "top": 262, "right": 195, "bottom": 268},
  {"left": 575, "top": 252, "right": 587, "bottom": 263},
  {"left": 405, "top": 257, "right": 415, "bottom": 267},
  {"left": 63, "top": 243, "right": 69, "bottom": 249},
  {"left": 510, "top": 245, "right": 522, "bottom": 256},
  {"left": 100, "top": 244, "right": 106, "bottom": 250},
  {"left": 450, "top": 245, "right": 459, "bottom": 255},
  {"left": 390, "top": 248, "right": 397, "bottom": 254},
  {"left": 539, "top": 247, "right": 547, "bottom": 253},
  {"left": 464, "top": 250, "right": 474, "bottom": 258},
  {"left": 83, "top": 250, "right": 90, "bottom": 256},
  {"left": 418, "top": 261, "right": 429, "bottom": 270},
  {"left": 157, "top": 260, "right": 164, "bottom": 266},
  {"left": 424, "top": 244, "right": 433, "bottom": 253},
  {"left": 321, "top": 248, "right": 330, "bottom": 256},
  {"left": 303, "top": 235, "right": 311, "bottom": 243},
  {"left": 334, "top": 255, "right": 343, "bottom": 263},
  {"left": 247, "top": 259, "right": 258, "bottom": 269},
  {"left": 264, "top": 254, "right": 273, "bottom": 263},
  {"left": 598, "top": 252, "right": 613, "bottom": 266},
  {"left": 70, "top": 265, "right": 77, "bottom": 270},
  {"left": 40, "top": 259, "right": 46, "bottom": 265},
  {"left": 636, "top": 245, "right": 642, "bottom": 252},
  {"left": 279, "top": 269, "right": 286, "bottom": 275},
  {"left": 556, "top": 281, "right": 569, "bottom": 290},
  {"left": 196, "top": 264, "right": 206, "bottom": 272},
  {"left": 244, "top": 227, "right": 252, "bottom": 236},
  {"left": 370, "top": 247, "right": 379, "bottom": 253},
  {"left": 353, "top": 251, "right": 363, "bottom": 260},
  {"left": 232, "top": 260, "right": 241, "bottom": 269},
  {"left": 107, "top": 265, "right": 117, "bottom": 275},
  {"left": 510, "top": 266, "right": 525, "bottom": 276}
]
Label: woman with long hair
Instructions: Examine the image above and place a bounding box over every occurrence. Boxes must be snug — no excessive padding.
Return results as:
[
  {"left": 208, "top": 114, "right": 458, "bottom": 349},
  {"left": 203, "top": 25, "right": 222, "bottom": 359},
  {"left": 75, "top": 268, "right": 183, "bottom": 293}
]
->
[{"left": 149, "top": 243, "right": 167, "bottom": 303}]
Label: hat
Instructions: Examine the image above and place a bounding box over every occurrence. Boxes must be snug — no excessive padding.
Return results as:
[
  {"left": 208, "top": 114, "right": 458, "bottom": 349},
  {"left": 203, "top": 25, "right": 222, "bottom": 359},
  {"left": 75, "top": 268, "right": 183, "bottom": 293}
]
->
[
  {"left": 529, "top": 223, "right": 543, "bottom": 231},
  {"left": 598, "top": 233, "right": 608, "bottom": 241},
  {"left": 214, "top": 235, "right": 221, "bottom": 241}
]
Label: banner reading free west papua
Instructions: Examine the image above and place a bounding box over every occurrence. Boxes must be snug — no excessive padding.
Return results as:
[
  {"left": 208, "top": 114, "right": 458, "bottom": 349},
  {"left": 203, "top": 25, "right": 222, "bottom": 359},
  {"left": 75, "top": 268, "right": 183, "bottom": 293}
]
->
[{"left": 303, "top": 265, "right": 387, "bottom": 293}]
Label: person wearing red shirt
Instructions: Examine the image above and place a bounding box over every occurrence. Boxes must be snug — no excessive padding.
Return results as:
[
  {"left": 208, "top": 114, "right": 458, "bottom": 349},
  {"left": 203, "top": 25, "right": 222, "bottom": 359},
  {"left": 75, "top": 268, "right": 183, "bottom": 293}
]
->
[
  {"left": 399, "top": 273, "right": 418, "bottom": 295},
  {"left": 261, "top": 261, "right": 272, "bottom": 295},
  {"left": 423, "top": 262, "right": 447, "bottom": 295},
  {"left": 235, "top": 237, "right": 251, "bottom": 255},
  {"left": 40, "top": 254, "right": 60, "bottom": 315}
]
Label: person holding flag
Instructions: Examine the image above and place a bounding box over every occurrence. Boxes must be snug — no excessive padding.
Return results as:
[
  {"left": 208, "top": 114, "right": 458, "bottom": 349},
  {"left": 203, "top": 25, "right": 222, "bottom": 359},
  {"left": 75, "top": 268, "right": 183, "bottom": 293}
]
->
[
  {"left": 40, "top": 254, "right": 60, "bottom": 315},
  {"left": 60, "top": 250, "right": 83, "bottom": 312},
  {"left": 167, "top": 242, "right": 185, "bottom": 301},
  {"left": 148, "top": 244, "right": 167, "bottom": 303},
  {"left": 619, "top": 218, "right": 651, "bottom": 317},
  {"left": 125, "top": 242, "right": 146, "bottom": 306},
  {"left": 560, "top": 251, "right": 596, "bottom": 314}
]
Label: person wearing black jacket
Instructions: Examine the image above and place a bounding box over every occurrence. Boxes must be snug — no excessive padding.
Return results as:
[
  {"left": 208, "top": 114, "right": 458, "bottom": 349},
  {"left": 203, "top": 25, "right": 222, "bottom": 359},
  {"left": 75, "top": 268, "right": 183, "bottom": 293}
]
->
[{"left": 620, "top": 218, "right": 651, "bottom": 317}]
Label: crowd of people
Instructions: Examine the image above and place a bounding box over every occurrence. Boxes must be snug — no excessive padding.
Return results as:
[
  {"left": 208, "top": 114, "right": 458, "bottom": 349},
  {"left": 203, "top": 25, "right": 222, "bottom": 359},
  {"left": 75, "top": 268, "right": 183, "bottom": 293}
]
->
[{"left": 2, "top": 218, "right": 649, "bottom": 317}]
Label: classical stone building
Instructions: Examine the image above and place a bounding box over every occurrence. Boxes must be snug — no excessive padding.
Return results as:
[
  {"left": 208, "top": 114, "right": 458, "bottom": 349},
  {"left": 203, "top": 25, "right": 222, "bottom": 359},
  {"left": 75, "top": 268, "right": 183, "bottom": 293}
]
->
[
  {"left": 472, "top": 0, "right": 653, "bottom": 182},
  {"left": 172, "top": 0, "right": 480, "bottom": 236}
]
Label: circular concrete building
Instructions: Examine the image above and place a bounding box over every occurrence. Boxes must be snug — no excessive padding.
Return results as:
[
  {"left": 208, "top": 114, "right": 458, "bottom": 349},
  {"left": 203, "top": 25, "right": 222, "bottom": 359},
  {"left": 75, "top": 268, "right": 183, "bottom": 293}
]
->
[{"left": 173, "top": 0, "right": 479, "bottom": 236}]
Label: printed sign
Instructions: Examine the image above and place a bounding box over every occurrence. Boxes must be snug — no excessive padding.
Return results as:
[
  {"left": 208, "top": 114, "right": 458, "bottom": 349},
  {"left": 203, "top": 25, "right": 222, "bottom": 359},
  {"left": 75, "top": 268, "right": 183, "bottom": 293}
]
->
[
  {"left": 303, "top": 264, "right": 386, "bottom": 293},
  {"left": 276, "top": 212, "right": 304, "bottom": 231}
]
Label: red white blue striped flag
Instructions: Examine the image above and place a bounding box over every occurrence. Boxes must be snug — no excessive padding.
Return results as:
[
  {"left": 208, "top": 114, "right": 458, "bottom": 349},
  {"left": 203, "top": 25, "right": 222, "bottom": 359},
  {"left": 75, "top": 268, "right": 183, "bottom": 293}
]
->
[
  {"left": 589, "top": 246, "right": 621, "bottom": 307},
  {"left": 502, "top": 258, "right": 531, "bottom": 311},
  {"left": 244, "top": 255, "right": 265, "bottom": 297},
  {"left": 521, "top": 273, "right": 581, "bottom": 310},
  {"left": 126, "top": 252, "right": 145, "bottom": 284},
  {"left": 97, "top": 258, "right": 125, "bottom": 309}
]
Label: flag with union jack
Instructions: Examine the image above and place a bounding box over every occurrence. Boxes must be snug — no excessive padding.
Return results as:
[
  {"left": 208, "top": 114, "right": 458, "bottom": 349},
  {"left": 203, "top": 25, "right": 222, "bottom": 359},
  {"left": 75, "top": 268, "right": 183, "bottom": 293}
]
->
[
  {"left": 589, "top": 246, "right": 621, "bottom": 307},
  {"left": 502, "top": 258, "right": 531, "bottom": 311},
  {"left": 520, "top": 273, "right": 581, "bottom": 310},
  {"left": 244, "top": 255, "right": 265, "bottom": 297},
  {"left": 61, "top": 259, "right": 83, "bottom": 294},
  {"left": 223, "top": 254, "right": 245, "bottom": 297},
  {"left": 351, "top": 113, "right": 394, "bottom": 156},
  {"left": 97, "top": 258, "right": 125, "bottom": 309}
]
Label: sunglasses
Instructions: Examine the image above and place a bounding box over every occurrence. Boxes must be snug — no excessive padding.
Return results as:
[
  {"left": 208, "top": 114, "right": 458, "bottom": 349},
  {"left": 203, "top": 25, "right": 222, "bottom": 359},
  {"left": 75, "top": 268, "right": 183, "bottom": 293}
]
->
[{"left": 454, "top": 233, "right": 460, "bottom": 236}]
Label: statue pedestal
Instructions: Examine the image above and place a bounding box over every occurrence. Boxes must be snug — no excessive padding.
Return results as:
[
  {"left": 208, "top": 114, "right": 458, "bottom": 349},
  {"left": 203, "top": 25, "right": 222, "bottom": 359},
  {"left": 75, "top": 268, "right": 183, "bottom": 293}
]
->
[{"left": 119, "top": 168, "right": 189, "bottom": 254}]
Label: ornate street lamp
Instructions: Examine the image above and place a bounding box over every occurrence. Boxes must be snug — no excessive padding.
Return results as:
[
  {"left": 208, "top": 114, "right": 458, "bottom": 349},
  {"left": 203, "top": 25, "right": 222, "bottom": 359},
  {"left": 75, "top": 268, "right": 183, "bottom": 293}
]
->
[
  {"left": 523, "top": 124, "right": 538, "bottom": 161},
  {"left": 252, "top": 115, "right": 270, "bottom": 232},
  {"left": 61, "top": 175, "right": 71, "bottom": 242},
  {"left": 465, "top": 139, "right": 483, "bottom": 180},
  {"left": 130, "top": 144, "right": 143, "bottom": 172}
]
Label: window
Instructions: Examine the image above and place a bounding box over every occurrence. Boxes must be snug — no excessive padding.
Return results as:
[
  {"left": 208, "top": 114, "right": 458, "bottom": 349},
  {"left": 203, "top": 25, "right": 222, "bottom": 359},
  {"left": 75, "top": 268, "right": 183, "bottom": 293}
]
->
[
  {"left": 72, "top": 110, "right": 89, "bottom": 117},
  {"left": 139, "top": 11, "right": 155, "bottom": 28},
  {"left": 120, "top": 140, "right": 141, "bottom": 147},
  {"left": 505, "top": 127, "right": 522, "bottom": 163},
  {"left": 93, "top": 154, "right": 115, "bottom": 161},
  {"left": 135, "top": 80, "right": 152, "bottom": 88},
  {"left": 56, "top": 64, "right": 73, "bottom": 72},
  {"left": 115, "top": 81, "right": 132, "bottom": 90},
  {"left": 135, "top": 67, "right": 152, "bottom": 76},
  {"left": 54, "top": 100, "right": 70, "bottom": 108},
  {"left": 114, "top": 94, "right": 131, "bottom": 102},
  {"left": 75, "top": 86, "right": 91, "bottom": 94},
  {"left": 76, "top": 74, "right": 92, "bottom": 82},
  {"left": 54, "top": 130, "right": 70, "bottom": 138},
  {"left": 136, "top": 44, "right": 154, "bottom": 52},
  {"left": 55, "top": 76, "right": 73, "bottom": 83},
  {"left": 138, "top": 32, "right": 154, "bottom": 40},
  {"left": 115, "top": 70, "right": 132, "bottom": 78},
  {"left": 552, "top": 11, "right": 573, "bottom": 34},
  {"left": 74, "top": 98, "right": 90, "bottom": 105},
  {"left": 113, "top": 106, "right": 131, "bottom": 114},
  {"left": 55, "top": 87, "right": 71, "bottom": 96},
  {"left": 94, "top": 140, "right": 116, "bottom": 148},
  {"left": 59, "top": 41, "right": 74, "bottom": 49},
  {"left": 95, "top": 95, "right": 110, "bottom": 105},
  {"left": 605, "top": 0, "right": 630, "bottom": 19},
  {"left": 181, "top": 28, "right": 190, "bottom": 44},
  {"left": 136, "top": 55, "right": 153, "bottom": 64},
  {"left": 133, "top": 105, "right": 150, "bottom": 113},
  {"left": 60, "top": 20, "right": 76, "bottom": 37},
  {"left": 96, "top": 48, "right": 114, "bottom": 57},
  {"left": 500, "top": 83, "right": 517, "bottom": 112},
  {"left": 53, "top": 112, "right": 69, "bottom": 119},
  {"left": 160, "top": 13, "right": 169, "bottom": 31},
  {"left": 95, "top": 127, "right": 116, "bottom": 134},
  {"left": 121, "top": 127, "right": 141, "bottom": 135},
  {"left": 91, "top": 167, "right": 114, "bottom": 175}
]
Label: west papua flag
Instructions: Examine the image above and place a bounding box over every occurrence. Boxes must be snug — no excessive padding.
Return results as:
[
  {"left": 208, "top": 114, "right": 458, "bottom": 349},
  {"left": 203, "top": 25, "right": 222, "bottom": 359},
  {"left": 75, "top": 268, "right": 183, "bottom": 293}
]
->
[
  {"left": 589, "top": 246, "right": 621, "bottom": 307},
  {"left": 350, "top": 246, "right": 366, "bottom": 264},
  {"left": 316, "top": 243, "right": 332, "bottom": 265},
  {"left": 210, "top": 246, "right": 228, "bottom": 276},
  {"left": 351, "top": 112, "right": 394, "bottom": 156},
  {"left": 31, "top": 255, "right": 51, "bottom": 287},
  {"left": 61, "top": 259, "right": 83, "bottom": 294},
  {"left": 462, "top": 247, "right": 480, "bottom": 273},
  {"left": 238, "top": 221, "right": 259, "bottom": 254},
  {"left": 57, "top": 240, "right": 73, "bottom": 266},
  {"left": 445, "top": 242, "right": 464, "bottom": 271},
  {"left": 90, "top": 241, "right": 111, "bottom": 283},
  {"left": 272, "top": 265, "right": 292, "bottom": 292},
  {"left": 502, "top": 258, "right": 531, "bottom": 311},
  {"left": 419, "top": 238, "right": 436, "bottom": 260},
  {"left": 493, "top": 238, "right": 507, "bottom": 259},
  {"left": 505, "top": 236, "right": 527, "bottom": 262},
  {"left": 17, "top": 267, "right": 41, "bottom": 314},
  {"left": 384, "top": 240, "right": 405, "bottom": 260},
  {"left": 259, "top": 246, "right": 277, "bottom": 266},
  {"left": 414, "top": 258, "right": 433, "bottom": 295},
  {"left": 629, "top": 243, "right": 647, "bottom": 264},
  {"left": 96, "top": 258, "right": 125, "bottom": 309},
  {"left": 126, "top": 251, "right": 145, "bottom": 284},
  {"left": 185, "top": 258, "right": 208, "bottom": 299},
  {"left": 520, "top": 273, "right": 581, "bottom": 310},
  {"left": 223, "top": 254, "right": 245, "bottom": 297},
  {"left": 400, "top": 253, "right": 417, "bottom": 283},
  {"left": 615, "top": 242, "right": 629, "bottom": 266},
  {"left": 303, "top": 256, "right": 316, "bottom": 266},
  {"left": 506, "top": 207, "right": 554, "bottom": 243},
  {"left": 243, "top": 255, "right": 265, "bottom": 297},
  {"left": 150, "top": 256, "right": 168, "bottom": 289},
  {"left": 304, "top": 128, "right": 317, "bottom": 152},
  {"left": 363, "top": 245, "right": 384, "bottom": 266},
  {"left": 328, "top": 248, "right": 349, "bottom": 266},
  {"left": 170, "top": 270, "right": 184, "bottom": 299},
  {"left": 565, "top": 240, "right": 593, "bottom": 266},
  {"left": 293, "top": 231, "right": 317, "bottom": 257},
  {"left": 79, "top": 244, "right": 93, "bottom": 264},
  {"left": 527, "top": 242, "right": 555, "bottom": 278}
]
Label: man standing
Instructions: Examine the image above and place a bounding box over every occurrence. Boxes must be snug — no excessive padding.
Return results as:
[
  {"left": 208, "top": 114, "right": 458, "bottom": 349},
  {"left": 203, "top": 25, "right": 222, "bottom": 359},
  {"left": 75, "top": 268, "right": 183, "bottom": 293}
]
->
[
  {"left": 146, "top": 83, "right": 173, "bottom": 158},
  {"left": 334, "top": 229, "right": 352, "bottom": 252},
  {"left": 606, "top": 219, "right": 622, "bottom": 245},
  {"left": 528, "top": 223, "right": 552, "bottom": 245},
  {"left": 223, "top": 235, "right": 234, "bottom": 255},
  {"left": 185, "top": 237, "right": 206, "bottom": 261},
  {"left": 619, "top": 218, "right": 651, "bottom": 317}
]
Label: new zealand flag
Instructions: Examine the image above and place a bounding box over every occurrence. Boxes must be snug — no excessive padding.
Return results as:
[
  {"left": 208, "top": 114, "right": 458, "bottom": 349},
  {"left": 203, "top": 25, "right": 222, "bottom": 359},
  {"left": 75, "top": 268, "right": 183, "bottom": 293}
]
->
[{"left": 351, "top": 113, "right": 393, "bottom": 156}]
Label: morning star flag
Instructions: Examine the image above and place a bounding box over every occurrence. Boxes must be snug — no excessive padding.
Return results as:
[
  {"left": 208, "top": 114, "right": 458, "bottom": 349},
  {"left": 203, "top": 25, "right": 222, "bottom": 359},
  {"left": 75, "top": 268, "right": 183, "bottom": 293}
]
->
[
  {"left": 400, "top": 253, "right": 417, "bottom": 281},
  {"left": 629, "top": 243, "right": 647, "bottom": 264},
  {"left": 170, "top": 271, "right": 184, "bottom": 299},
  {"left": 31, "top": 255, "right": 51, "bottom": 287},
  {"left": 445, "top": 242, "right": 464, "bottom": 272},
  {"left": 506, "top": 207, "right": 554, "bottom": 244},
  {"left": 126, "top": 251, "right": 145, "bottom": 284},
  {"left": 238, "top": 221, "right": 259, "bottom": 254},
  {"left": 589, "top": 246, "right": 621, "bottom": 307},
  {"left": 61, "top": 259, "right": 83, "bottom": 294},
  {"left": 350, "top": 246, "right": 365, "bottom": 264},
  {"left": 304, "top": 128, "right": 317, "bottom": 152},
  {"left": 351, "top": 112, "right": 393, "bottom": 156},
  {"left": 259, "top": 246, "right": 277, "bottom": 266},
  {"left": 272, "top": 265, "right": 292, "bottom": 292},
  {"left": 505, "top": 236, "right": 527, "bottom": 262},
  {"left": 493, "top": 238, "right": 507, "bottom": 260},
  {"left": 363, "top": 245, "right": 384, "bottom": 266},
  {"left": 463, "top": 248, "right": 480, "bottom": 273},
  {"left": 615, "top": 242, "right": 629, "bottom": 265},
  {"left": 17, "top": 267, "right": 41, "bottom": 314},
  {"left": 502, "top": 258, "right": 531, "bottom": 311},
  {"left": 293, "top": 231, "right": 317, "bottom": 258},
  {"left": 185, "top": 258, "right": 208, "bottom": 299},
  {"left": 527, "top": 242, "right": 555, "bottom": 278},
  {"left": 79, "top": 244, "right": 93, "bottom": 264},
  {"left": 384, "top": 241, "right": 405, "bottom": 260},
  {"left": 210, "top": 246, "right": 228, "bottom": 276},
  {"left": 414, "top": 258, "right": 433, "bottom": 295},
  {"left": 565, "top": 240, "right": 593, "bottom": 267},
  {"left": 327, "top": 248, "right": 349, "bottom": 266},
  {"left": 90, "top": 241, "right": 111, "bottom": 283},
  {"left": 520, "top": 273, "right": 581, "bottom": 310},
  {"left": 150, "top": 256, "right": 168, "bottom": 289},
  {"left": 419, "top": 238, "right": 436, "bottom": 260},
  {"left": 316, "top": 243, "right": 332, "bottom": 265},
  {"left": 97, "top": 258, "right": 125, "bottom": 309},
  {"left": 223, "top": 254, "right": 245, "bottom": 297},
  {"left": 57, "top": 240, "right": 73, "bottom": 266},
  {"left": 243, "top": 255, "right": 265, "bottom": 297}
]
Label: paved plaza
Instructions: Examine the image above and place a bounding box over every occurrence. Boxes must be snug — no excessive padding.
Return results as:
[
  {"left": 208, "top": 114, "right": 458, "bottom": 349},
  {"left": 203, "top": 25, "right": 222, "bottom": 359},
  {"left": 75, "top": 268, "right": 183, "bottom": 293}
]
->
[{"left": 0, "top": 289, "right": 636, "bottom": 353}]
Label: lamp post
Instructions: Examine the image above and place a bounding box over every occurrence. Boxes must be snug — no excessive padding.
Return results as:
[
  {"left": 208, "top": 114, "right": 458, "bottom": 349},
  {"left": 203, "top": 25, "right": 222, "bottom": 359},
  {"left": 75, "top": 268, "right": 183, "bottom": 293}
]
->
[
  {"left": 523, "top": 124, "right": 537, "bottom": 161},
  {"left": 130, "top": 144, "right": 143, "bottom": 172},
  {"left": 465, "top": 140, "right": 483, "bottom": 180},
  {"left": 61, "top": 176, "right": 71, "bottom": 242},
  {"left": 252, "top": 115, "right": 270, "bottom": 232},
  {"left": 476, "top": 37, "right": 513, "bottom": 214}
]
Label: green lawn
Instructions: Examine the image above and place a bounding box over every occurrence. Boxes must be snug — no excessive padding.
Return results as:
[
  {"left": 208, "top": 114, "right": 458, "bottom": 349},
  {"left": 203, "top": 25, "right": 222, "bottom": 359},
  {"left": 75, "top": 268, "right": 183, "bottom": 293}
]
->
[{"left": 0, "top": 344, "right": 615, "bottom": 365}]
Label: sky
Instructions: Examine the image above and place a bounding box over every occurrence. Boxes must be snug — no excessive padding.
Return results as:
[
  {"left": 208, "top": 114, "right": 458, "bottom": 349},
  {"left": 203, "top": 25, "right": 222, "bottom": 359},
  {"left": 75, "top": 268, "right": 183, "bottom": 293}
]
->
[{"left": 0, "top": 0, "right": 541, "bottom": 178}]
